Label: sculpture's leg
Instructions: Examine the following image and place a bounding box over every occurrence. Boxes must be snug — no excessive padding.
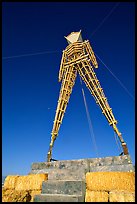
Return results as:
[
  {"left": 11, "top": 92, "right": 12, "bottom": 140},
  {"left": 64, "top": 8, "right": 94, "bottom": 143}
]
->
[
  {"left": 77, "top": 60, "right": 128, "bottom": 155},
  {"left": 47, "top": 64, "right": 77, "bottom": 162}
]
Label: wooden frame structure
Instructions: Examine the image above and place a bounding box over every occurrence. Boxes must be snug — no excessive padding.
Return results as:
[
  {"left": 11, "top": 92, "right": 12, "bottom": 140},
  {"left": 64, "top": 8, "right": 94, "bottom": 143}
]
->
[{"left": 47, "top": 31, "right": 128, "bottom": 162}]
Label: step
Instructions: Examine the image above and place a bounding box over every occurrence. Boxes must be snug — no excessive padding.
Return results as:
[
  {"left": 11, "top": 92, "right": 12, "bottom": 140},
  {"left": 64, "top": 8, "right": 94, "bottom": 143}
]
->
[
  {"left": 34, "top": 194, "right": 84, "bottom": 202},
  {"left": 30, "top": 169, "right": 86, "bottom": 180},
  {"left": 42, "top": 180, "right": 86, "bottom": 195},
  {"left": 48, "top": 169, "right": 86, "bottom": 180}
]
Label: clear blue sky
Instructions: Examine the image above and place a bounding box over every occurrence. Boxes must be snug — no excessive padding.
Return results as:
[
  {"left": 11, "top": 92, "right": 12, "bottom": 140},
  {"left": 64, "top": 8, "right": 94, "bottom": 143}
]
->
[{"left": 2, "top": 2, "right": 135, "bottom": 176}]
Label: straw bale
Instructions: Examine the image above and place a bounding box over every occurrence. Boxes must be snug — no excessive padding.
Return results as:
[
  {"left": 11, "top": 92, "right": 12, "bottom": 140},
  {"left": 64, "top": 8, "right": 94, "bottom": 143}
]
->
[
  {"left": 86, "top": 172, "right": 135, "bottom": 192},
  {"left": 2, "top": 189, "right": 31, "bottom": 202},
  {"left": 30, "top": 190, "right": 41, "bottom": 202},
  {"left": 15, "top": 174, "right": 48, "bottom": 191},
  {"left": 4, "top": 175, "right": 19, "bottom": 189},
  {"left": 85, "top": 190, "right": 108, "bottom": 202},
  {"left": 109, "top": 191, "right": 135, "bottom": 202}
]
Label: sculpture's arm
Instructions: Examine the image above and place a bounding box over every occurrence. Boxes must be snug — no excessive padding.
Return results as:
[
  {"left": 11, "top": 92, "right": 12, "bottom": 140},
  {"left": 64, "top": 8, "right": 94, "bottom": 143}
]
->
[
  {"left": 84, "top": 40, "right": 98, "bottom": 68},
  {"left": 58, "top": 51, "right": 67, "bottom": 82}
]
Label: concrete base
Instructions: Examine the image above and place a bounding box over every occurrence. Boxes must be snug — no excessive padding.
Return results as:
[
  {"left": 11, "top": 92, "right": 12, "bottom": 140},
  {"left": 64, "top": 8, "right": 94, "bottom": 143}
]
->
[
  {"left": 31, "top": 155, "right": 134, "bottom": 175},
  {"left": 32, "top": 155, "right": 134, "bottom": 202}
]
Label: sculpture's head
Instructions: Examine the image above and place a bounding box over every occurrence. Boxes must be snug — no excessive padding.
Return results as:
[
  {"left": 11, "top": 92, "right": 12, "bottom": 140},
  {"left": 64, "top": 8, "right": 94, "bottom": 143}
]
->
[{"left": 64, "top": 30, "right": 83, "bottom": 44}]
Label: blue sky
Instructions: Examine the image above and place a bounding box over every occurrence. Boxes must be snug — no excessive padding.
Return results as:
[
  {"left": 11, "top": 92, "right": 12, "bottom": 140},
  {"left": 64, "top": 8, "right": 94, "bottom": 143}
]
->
[{"left": 2, "top": 2, "right": 135, "bottom": 176}]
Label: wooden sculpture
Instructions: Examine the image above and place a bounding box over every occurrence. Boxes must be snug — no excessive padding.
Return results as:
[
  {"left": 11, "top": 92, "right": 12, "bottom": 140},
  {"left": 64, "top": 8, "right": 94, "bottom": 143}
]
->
[{"left": 47, "top": 30, "right": 128, "bottom": 162}]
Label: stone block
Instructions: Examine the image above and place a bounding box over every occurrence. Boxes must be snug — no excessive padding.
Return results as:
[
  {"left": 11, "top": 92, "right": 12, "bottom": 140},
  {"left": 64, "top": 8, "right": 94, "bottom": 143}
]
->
[
  {"left": 4, "top": 175, "right": 19, "bottom": 189},
  {"left": 31, "top": 158, "right": 89, "bottom": 172},
  {"left": 42, "top": 180, "right": 85, "bottom": 195},
  {"left": 31, "top": 162, "right": 49, "bottom": 170},
  {"left": 90, "top": 164, "right": 134, "bottom": 172},
  {"left": 88, "top": 157, "right": 113, "bottom": 167},
  {"left": 15, "top": 174, "right": 48, "bottom": 191},
  {"left": 112, "top": 155, "right": 132, "bottom": 165},
  {"left": 88, "top": 155, "right": 132, "bottom": 167},
  {"left": 86, "top": 172, "right": 135, "bottom": 192},
  {"left": 85, "top": 190, "right": 108, "bottom": 202},
  {"left": 34, "top": 194, "right": 84, "bottom": 202},
  {"left": 29, "top": 169, "right": 51, "bottom": 174},
  {"left": 48, "top": 169, "right": 86, "bottom": 180},
  {"left": 30, "top": 168, "right": 86, "bottom": 180},
  {"left": 109, "top": 191, "right": 135, "bottom": 202}
]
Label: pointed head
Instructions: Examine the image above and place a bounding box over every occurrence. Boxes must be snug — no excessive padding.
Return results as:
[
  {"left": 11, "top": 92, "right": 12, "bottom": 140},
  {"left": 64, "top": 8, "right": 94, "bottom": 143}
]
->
[{"left": 64, "top": 30, "right": 83, "bottom": 44}]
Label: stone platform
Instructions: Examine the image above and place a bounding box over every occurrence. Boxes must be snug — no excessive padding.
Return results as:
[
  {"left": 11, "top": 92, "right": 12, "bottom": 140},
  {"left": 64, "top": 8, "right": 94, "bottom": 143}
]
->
[
  {"left": 31, "top": 155, "right": 134, "bottom": 202},
  {"left": 30, "top": 155, "right": 134, "bottom": 175}
]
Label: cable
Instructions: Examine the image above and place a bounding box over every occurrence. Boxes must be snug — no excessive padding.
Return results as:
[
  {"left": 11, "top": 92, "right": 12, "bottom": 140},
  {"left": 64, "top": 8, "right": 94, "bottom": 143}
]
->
[
  {"left": 2, "top": 50, "right": 61, "bottom": 60},
  {"left": 79, "top": 76, "right": 99, "bottom": 157},
  {"left": 89, "top": 2, "right": 120, "bottom": 37},
  {"left": 113, "top": 131, "right": 123, "bottom": 153},
  {"left": 95, "top": 52, "right": 135, "bottom": 101}
]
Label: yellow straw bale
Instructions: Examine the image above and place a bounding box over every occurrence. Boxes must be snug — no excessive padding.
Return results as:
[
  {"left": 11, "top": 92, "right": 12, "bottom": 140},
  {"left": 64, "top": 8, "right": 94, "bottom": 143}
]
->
[
  {"left": 85, "top": 190, "right": 108, "bottom": 202},
  {"left": 2, "top": 189, "right": 31, "bottom": 202},
  {"left": 15, "top": 174, "right": 48, "bottom": 191},
  {"left": 109, "top": 191, "right": 135, "bottom": 202},
  {"left": 4, "top": 175, "right": 19, "bottom": 189},
  {"left": 86, "top": 172, "right": 135, "bottom": 192}
]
